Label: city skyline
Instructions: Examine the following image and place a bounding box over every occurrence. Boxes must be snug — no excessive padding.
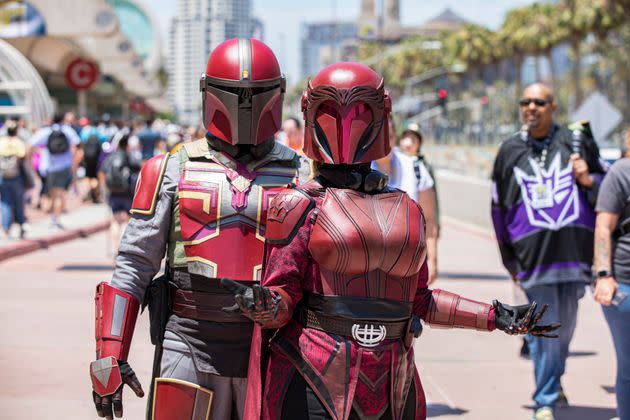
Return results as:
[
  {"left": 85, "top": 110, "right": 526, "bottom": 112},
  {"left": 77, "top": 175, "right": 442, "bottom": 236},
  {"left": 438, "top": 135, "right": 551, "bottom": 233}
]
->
[{"left": 154, "top": 0, "right": 537, "bottom": 87}]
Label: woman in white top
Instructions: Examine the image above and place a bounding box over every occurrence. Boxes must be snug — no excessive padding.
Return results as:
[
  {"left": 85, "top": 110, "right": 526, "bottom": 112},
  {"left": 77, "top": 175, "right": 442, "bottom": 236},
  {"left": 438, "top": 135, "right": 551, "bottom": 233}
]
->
[{"left": 374, "top": 122, "right": 440, "bottom": 284}]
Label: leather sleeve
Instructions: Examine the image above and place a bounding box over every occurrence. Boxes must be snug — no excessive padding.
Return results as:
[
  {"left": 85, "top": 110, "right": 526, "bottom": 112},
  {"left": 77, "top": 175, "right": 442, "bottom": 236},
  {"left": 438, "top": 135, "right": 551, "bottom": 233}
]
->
[
  {"left": 265, "top": 188, "right": 315, "bottom": 245},
  {"left": 130, "top": 153, "right": 169, "bottom": 216},
  {"left": 261, "top": 202, "right": 319, "bottom": 328}
]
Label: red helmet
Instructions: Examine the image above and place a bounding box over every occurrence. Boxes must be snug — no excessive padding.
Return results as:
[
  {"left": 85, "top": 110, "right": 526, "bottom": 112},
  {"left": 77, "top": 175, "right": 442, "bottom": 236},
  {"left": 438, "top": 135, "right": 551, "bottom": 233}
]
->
[
  {"left": 200, "top": 38, "right": 286, "bottom": 145},
  {"left": 301, "top": 62, "right": 391, "bottom": 164}
]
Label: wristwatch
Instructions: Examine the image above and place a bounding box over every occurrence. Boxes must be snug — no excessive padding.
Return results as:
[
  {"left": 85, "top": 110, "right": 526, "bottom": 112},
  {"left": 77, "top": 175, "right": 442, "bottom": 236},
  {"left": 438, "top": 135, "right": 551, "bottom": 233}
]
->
[{"left": 596, "top": 269, "right": 611, "bottom": 278}]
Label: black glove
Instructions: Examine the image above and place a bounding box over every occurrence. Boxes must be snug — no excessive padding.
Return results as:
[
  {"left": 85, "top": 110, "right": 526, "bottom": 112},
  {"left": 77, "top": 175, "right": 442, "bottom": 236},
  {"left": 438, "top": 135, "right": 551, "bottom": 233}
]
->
[
  {"left": 221, "top": 278, "right": 282, "bottom": 325},
  {"left": 92, "top": 361, "right": 144, "bottom": 419},
  {"left": 493, "top": 300, "right": 560, "bottom": 338}
]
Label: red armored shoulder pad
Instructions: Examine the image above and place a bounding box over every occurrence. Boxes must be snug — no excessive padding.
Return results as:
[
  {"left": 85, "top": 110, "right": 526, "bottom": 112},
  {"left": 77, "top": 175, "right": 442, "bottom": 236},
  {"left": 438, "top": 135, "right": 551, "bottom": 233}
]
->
[
  {"left": 130, "top": 154, "right": 169, "bottom": 216},
  {"left": 265, "top": 188, "right": 315, "bottom": 245}
]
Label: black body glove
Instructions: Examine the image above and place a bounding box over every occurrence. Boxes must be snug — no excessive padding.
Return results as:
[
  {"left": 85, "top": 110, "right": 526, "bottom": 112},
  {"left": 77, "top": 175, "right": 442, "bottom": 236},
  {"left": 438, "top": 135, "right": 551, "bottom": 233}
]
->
[
  {"left": 92, "top": 361, "right": 144, "bottom": 419},
  {"left": 221, "top": 278, "right": 282, "bottom": 325},
  {"left": 493, "top": 300, "right": 560, "bottom": 338}
]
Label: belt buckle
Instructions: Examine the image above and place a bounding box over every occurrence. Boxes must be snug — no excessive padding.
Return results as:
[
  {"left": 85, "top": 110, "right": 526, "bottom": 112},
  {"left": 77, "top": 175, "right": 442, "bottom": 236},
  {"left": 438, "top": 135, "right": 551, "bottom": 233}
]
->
[{"left": 351, "top": 323, "right": 387, "bottom": 347}]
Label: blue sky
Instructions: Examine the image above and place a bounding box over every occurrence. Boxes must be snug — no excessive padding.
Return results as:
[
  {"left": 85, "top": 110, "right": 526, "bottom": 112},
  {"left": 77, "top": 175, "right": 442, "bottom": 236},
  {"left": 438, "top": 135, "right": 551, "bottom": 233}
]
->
[{"left": 152, "top": 0, "right": 535, "bottom": 86}]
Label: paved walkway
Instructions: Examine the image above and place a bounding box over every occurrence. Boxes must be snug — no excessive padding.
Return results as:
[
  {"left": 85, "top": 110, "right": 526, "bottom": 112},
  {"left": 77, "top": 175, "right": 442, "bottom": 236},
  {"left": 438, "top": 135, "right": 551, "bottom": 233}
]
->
[
  {"left": 0, "top": 200, "right": 110, "bottom": 261},
  {"left": 0, "top": 221, "right": 619, "bottom": 419}
]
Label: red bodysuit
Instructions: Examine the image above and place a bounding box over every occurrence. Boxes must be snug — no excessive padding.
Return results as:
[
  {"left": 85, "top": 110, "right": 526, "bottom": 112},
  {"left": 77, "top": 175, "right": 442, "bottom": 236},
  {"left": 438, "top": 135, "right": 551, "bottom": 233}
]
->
[{"left": 247, "top": 180, "right": 495, "bottom": 420}]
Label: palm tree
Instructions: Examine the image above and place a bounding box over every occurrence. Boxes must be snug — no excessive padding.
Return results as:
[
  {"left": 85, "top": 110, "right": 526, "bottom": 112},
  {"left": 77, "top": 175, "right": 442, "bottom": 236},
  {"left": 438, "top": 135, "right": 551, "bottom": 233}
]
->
[
  {"left": 442, "top": 24, "right": 497, "bottom": 87},
  {"left": 558, "top": 0, "right": 599, "bottom": 108},
  {"left": 500, "top": 7, "right": 531, "bottom": 96}
]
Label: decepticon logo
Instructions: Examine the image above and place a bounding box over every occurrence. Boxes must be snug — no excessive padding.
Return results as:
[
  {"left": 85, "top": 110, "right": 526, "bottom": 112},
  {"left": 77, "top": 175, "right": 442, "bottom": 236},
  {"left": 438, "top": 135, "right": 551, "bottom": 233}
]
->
[{"left": 514, "top": 153, "right": 579, "bottom": 231}]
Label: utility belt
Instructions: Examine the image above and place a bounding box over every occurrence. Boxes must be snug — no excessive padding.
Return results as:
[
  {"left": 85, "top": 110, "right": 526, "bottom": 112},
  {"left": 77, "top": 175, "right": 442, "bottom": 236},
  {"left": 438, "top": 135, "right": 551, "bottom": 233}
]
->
[
  {"left": 169, "top": 269, "right": 251, "bottom": 323},
  {"left": 295, "top": 293, "right": 415, "bottom": 347}
]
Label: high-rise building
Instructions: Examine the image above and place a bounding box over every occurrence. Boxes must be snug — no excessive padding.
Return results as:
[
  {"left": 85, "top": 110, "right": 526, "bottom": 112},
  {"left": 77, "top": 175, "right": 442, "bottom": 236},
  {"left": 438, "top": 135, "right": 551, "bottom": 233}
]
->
[
  {"left": 167, "top": 0, "right": 256, "bottom": 125},
  {"left": 301, "top": 22, "right": 358, "bottom": 79}
]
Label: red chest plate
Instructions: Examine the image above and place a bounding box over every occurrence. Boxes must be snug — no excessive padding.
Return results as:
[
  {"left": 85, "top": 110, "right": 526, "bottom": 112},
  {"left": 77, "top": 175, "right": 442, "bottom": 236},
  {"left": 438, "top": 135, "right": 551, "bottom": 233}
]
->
[
  {"left": 178, "top": 161, "right": 293, "bottom": 280},
  {"left": 309, "top": 189, "right": 426, "bottom": 301}
]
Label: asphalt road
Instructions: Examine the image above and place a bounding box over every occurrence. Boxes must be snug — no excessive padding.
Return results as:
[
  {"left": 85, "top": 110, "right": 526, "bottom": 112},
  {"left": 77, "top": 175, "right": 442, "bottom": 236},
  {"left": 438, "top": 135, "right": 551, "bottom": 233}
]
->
[{"left": 0, "top": 223, "right": 619, "bottom": 419}]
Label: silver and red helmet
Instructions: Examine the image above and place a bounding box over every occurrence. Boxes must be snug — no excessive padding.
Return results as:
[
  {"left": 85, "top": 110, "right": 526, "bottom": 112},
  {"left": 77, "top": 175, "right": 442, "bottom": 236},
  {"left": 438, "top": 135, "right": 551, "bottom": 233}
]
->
[
  {"left": 301, "top": 62, "right": 391, "bottom": 164},
  {"left": 200, "top": 38, "right": 286, "bottom": 145}
]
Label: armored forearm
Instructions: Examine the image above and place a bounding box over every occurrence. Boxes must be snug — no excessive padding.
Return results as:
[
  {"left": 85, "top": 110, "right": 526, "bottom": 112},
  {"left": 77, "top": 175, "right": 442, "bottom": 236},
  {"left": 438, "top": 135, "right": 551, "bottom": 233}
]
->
[
  {"left": 91, "top": 282, "right": 140, "bottom": 397},
  {"left": 425, "top": 289, "right": 495, "bottom": 331},
  {"left": 94, "top": 282, "right": 139, "bottom": 361}
]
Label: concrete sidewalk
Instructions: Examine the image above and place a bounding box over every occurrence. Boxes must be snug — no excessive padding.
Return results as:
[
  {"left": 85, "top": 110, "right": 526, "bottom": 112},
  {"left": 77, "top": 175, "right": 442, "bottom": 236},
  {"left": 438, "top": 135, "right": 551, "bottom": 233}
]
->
[
  {"left": 0, "top": 202, "right": 110, "bottom": 262},
  {"left": 0, "top": 221, "right": 618, "bottom": 419}
]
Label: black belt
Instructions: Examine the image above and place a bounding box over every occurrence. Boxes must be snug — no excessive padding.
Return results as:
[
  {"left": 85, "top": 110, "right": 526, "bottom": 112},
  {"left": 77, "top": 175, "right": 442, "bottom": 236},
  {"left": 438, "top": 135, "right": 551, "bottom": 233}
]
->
[
  {"left": 296, "top": 302, "right": 411, "bottom": 347},
  {"left": 298, "top": 293, "right": 412, "bottom": 339}
]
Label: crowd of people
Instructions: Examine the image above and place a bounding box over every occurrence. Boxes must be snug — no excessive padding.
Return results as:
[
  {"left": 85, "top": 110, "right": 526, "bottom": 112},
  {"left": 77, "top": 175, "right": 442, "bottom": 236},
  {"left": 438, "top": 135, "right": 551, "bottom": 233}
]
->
[{"left": 0, "top": 112, "right": 205, "bottom": 249}]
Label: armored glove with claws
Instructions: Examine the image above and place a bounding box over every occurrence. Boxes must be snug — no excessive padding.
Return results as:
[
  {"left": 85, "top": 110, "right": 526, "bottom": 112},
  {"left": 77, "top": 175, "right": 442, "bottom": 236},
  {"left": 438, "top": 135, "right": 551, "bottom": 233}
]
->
[
  {"left": 493, "top": 300, "right": 561, "bottom": 337},
  {"left": 221, "top": 278, "right": 292, "bottom": 328}
]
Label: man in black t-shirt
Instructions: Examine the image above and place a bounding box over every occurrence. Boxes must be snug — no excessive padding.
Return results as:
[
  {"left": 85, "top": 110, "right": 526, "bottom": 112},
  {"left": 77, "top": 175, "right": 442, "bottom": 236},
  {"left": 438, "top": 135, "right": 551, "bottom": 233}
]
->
[{"left": 593, "top": 153, "right": 630, "bottom": 420}]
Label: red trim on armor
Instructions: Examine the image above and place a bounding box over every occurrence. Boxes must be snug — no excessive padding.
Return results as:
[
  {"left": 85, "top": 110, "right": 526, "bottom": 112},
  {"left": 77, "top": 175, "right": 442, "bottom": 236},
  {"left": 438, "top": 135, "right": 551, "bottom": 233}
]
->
[
  {"left": 130, "top": 154, "right": 168, "bottom": 216},
  {"left": 95, "top": 282, "right": 139, "bottom": 361},
  {"left": 152, "top": 378, "right": 214, "bottom": 420},
  {"left": 425, "top": 289, "right": 493, "bottom": 331},
  {"left": 265, "top": 188, "right": 314, "bottom": 245}
]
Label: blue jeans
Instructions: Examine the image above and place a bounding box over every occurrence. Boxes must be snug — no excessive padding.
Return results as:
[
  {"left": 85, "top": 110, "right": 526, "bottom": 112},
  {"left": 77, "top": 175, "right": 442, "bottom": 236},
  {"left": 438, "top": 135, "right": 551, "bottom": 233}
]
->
[
  {"left": 602, "top": 282, "right": 630, "bottom": 420},
  {"left": 0, "top": 176, "right": 26, "bottom": 231},
  {"left": 524, "top": 282, "right": 585, "bottom": 408}
]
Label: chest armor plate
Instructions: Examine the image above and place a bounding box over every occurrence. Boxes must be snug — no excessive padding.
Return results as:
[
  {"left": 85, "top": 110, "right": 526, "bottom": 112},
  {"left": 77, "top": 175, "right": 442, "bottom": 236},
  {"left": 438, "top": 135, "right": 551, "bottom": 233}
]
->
[
  {"left": 309, "top": 189, "right": 426, "bottom": 301},
  {"left": 178, "top": 160, "right": 295, "bottom": 280}
]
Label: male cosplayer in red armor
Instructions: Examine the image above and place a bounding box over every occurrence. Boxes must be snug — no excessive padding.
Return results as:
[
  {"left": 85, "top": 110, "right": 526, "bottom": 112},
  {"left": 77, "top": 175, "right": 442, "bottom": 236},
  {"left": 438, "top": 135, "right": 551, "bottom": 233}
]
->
[
  {"left": 222, "top": 62, "right": 560, "bottom": 420},
  {"left": 89, "top": 39, "right": 305, "bottom": 420}
]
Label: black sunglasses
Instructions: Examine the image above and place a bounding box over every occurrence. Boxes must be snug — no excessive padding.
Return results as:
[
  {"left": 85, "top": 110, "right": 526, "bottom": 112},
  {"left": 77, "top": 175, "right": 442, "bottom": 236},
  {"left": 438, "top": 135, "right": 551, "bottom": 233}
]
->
[{"left": 519, "top": 98, "right": 550, "bottom": 107}]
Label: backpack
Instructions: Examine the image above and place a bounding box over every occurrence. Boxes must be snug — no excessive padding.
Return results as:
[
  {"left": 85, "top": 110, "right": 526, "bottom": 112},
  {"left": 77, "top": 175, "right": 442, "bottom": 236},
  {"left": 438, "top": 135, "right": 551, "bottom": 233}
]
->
[
  {"left": 47, "top": 129, "right": 70, "bottom": 155},
  {"left": 105, "top": 152, "right": 132, "bottom": 194},
  {"left": 0, "top": 154, "right": 19, "bottom": 179},
  {"left": 83, "top": 134, "right": 101, "bottom": 161}
]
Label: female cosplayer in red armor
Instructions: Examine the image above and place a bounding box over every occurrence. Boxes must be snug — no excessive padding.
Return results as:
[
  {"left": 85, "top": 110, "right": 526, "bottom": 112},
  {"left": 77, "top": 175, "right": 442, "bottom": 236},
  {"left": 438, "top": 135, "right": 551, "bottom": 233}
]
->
[{"left": 223, "top": 62, "right": 559, "bottom": 420}]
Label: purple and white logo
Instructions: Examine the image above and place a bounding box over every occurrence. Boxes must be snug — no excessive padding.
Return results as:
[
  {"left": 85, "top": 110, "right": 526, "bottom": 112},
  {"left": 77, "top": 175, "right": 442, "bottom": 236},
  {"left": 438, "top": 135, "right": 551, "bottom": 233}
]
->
[{"left": 514, "top": 153, "right": 579, "bottom": 230}]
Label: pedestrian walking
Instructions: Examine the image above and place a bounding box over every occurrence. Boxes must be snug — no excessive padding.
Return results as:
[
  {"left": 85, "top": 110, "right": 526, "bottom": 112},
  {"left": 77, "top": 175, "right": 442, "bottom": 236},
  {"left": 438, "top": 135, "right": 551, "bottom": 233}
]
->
[
  {"left": 0, "top": 120, "right": 27, "bottom": 239},
  {"left": 80, "top": 119, "right": 107, "bottom": 203},
  {"left": 389, "top": 124, "right": 440, "bottom": 284},
  {"left": 223, "top": 62, "right": 558, "bottom": 420},
  {"left": 88, "top": 39, "right": 304, "bottom": 420},
  {"left": 29, "top": 114, "right": 80, "bottom": 229},
  {"left": 98, "top": 134, "right": 140, "bottom": 256},
  {"left": 491, "top": 83, "right": 606, "bottom": 420},
  {"left": 137, "top": 118, "right": 163, "bottom": 162},
  {"left": 593, "top": 152, "right": 630, "bottom": 420}
]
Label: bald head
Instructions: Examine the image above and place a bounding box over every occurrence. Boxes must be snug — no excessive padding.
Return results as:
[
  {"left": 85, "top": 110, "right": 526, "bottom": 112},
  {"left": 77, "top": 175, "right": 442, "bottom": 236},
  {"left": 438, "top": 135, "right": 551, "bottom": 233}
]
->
[
  {"left": 520, "top": 83, "right": 557, "bottom": 138},
  {"left": 523, "top": 83, "right": 554, "bottom": 102}
]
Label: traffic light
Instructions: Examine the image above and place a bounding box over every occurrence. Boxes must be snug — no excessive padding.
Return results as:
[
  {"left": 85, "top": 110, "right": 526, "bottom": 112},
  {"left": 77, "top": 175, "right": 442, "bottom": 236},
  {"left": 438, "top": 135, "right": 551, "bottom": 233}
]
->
[{"left": 437, "top": 89, "right": 448, "bottom": 114}]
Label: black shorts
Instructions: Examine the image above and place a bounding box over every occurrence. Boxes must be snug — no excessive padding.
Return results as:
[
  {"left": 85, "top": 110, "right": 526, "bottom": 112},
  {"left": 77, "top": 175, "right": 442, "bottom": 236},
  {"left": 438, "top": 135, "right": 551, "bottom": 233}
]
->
[
  {"left": 46, "top": 168, "right": 73, "bottom": 191},
  {"left": 108, "top": 195, "right": 133, "bottom": 213}
]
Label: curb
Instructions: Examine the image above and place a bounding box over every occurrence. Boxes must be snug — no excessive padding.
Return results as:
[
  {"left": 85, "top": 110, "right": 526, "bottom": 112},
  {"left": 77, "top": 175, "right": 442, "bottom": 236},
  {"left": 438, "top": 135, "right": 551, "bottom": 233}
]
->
[{"left": 0, "top": 220, "right": 110, "bottom": 262}]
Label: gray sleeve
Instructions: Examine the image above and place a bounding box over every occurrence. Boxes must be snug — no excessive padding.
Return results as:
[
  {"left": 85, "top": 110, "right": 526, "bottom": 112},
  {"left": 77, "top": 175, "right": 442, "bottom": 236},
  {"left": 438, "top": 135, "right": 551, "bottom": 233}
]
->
[
  {"left": 110, "top": 154, "right": 179, "bottom": 303},
  {"left": 595, "top": 162, "right": 627, "bottom": 215}
]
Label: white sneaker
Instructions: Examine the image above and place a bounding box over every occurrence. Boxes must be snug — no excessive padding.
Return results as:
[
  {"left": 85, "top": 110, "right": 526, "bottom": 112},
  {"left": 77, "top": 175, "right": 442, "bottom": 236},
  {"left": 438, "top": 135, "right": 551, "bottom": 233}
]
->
[{"left": 533, "top": 406, "right": 555, "bottom": 420}]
